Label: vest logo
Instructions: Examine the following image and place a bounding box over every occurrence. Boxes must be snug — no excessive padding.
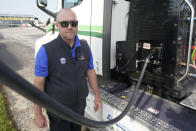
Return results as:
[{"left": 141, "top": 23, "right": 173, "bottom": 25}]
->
[
  {"left": 78, "top": 56, "right": 86, "bottom": 60},
  {"left": 59, "top": 58, "right": 66, "bottom": 64}
]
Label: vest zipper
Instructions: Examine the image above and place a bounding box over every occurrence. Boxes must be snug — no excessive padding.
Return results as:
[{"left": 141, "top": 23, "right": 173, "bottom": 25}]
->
[{"left": 72, "top": 50, "right": 79, "bottom": 106}]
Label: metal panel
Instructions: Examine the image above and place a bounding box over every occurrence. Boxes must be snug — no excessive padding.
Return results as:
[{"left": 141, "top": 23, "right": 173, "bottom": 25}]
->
[
  {"left": 127, "top": 0, "right": 181, "bottom": 41},
  {"left": 102, "top": 0, "right": 113, "bottom": 80}
]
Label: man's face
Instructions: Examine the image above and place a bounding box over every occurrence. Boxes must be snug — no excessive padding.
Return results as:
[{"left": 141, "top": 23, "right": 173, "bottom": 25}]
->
[{"left": 56, "top": 11, "right": 78, "bottom": 41}]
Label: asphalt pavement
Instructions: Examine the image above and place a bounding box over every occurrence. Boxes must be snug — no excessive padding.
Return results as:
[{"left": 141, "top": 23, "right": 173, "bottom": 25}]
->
[{"left": 0, "top": 26, "right": 49, "bottom": 131}]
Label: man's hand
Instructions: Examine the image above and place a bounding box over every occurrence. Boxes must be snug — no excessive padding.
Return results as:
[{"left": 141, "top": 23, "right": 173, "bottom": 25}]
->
[
  {"left": 87, "top": 69, "right": 101, "bottom": 112},
  {"left": 34, "top": 113, "right": 47, "bottom": 128},
  {"left": 34, "top": 76, "right": 47, "bottom": 128},
  {"left": 94, "top": 95, "right": 101, "bottom": 112}
]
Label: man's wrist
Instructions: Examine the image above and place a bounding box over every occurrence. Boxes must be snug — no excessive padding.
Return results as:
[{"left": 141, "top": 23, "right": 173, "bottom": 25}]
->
[
  {"left": 34, "top": 105, "right": 42, "bottom": 115},
  {"left": 34, "top": 110, "right": 43, "bottom": 116},
  {"left": 95, "top": 94, "right": 100, "bottom": 99}
]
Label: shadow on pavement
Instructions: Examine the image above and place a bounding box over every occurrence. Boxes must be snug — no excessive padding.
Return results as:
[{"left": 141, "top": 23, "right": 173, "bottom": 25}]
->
[
  {"left": 0, "top": 43, "right": 23, "bottom": 71},
  {"left": 0, "top": 34, "right": 4, "bottom": 39}
]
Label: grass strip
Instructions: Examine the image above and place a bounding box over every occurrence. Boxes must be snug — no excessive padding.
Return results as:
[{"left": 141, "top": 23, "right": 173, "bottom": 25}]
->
[{"left": 0, "top": 86, "right": 15, "bottom": 131}]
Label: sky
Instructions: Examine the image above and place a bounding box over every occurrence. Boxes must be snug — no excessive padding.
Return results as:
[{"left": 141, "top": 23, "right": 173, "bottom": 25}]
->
[{"left": 0, "top": 0, "right": 58, "bottom": 23}]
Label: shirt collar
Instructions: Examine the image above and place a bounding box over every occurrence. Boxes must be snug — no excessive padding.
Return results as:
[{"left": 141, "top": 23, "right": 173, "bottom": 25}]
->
[
  {"left": 73, "top": 35, "right": 81, "bottom": 49},
  {"left": 57, "top": 34, "right": 81, "bottom": 49}
]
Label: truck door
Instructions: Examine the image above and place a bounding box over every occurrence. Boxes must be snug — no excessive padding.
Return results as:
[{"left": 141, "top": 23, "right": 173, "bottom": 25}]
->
[
  {"left": 110, "top": 0, "right": 130, "bottom": 69},
  {"left": 73, "top": 0, "right": 104, "bottom": 76}
]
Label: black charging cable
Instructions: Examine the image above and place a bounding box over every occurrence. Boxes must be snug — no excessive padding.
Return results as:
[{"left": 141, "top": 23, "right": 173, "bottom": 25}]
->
[{"left": 0, "top": 51, "right": 153, "bottom": 128}]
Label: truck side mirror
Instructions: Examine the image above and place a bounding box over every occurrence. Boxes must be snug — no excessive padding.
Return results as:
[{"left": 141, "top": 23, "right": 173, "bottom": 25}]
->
[
  {"left": 37, "top": 0, "right": 55, "bottom": 18},
  {"left": 37, "top": 0, "right": 83, "bottom": 18},
  {"left": 38, "top": 0, "right": 47, "bottom": 7}
]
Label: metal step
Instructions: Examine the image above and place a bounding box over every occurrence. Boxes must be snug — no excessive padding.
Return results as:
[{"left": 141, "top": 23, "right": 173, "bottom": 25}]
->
[
  {"left": 97, "top": 88, "right": 179, "bottom": 131},
  {"left": 97, "top": 87, "right": 196, "bottom": 131},
  {"left": 180, "top": 89, "right": 196, "bottom": 110}
]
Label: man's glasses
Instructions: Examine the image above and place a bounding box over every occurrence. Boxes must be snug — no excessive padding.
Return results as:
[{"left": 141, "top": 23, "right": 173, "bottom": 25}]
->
[{"left": 57, "top": 20, "right": 78, "bottom": 28}]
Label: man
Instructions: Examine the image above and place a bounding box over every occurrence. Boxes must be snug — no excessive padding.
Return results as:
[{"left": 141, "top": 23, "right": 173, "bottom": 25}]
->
[{"left": 34, "top": 8, "right": 101, "bottom": 131}]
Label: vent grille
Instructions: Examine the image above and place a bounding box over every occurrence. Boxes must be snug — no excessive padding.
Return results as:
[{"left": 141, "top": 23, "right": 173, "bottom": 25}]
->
[{"left": 128, "top": 0, "right": 181, "bottom": 41}]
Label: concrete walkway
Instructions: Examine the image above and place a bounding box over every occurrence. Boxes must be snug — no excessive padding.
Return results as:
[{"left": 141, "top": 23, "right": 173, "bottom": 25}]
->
[{"left": 0, "top": 27, "right": 49, "bottom": 131}]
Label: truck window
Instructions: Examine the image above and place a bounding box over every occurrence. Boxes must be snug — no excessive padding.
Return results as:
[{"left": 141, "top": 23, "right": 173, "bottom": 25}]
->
[{"left": 63, "top": 0, "right": 82, "bottom": 8}]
